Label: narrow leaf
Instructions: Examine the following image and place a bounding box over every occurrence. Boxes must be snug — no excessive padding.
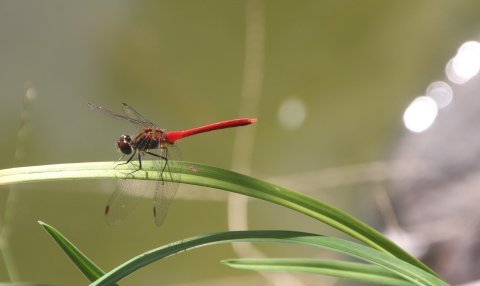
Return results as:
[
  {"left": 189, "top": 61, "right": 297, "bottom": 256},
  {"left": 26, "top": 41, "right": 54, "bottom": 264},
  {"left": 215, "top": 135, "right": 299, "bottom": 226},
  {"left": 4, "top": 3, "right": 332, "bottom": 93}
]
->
[
  {"left": 88, "top": 230, "right": 447, "bottom": 286},
  {"left": 222, "top": 258, "right": 414, "bottom": 286},
  {"left": 0, "top": 162, "right": 436, "bottom": 276},
  {"left": 38, "top": 221, "right": 109, "bottom": 283}
]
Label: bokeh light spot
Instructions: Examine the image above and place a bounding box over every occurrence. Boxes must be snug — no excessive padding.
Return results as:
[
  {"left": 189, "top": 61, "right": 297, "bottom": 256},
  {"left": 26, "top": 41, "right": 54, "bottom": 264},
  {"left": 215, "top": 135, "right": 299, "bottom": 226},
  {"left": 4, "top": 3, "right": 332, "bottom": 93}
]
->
[
  {"left": 277, "top": 98, "right": 307, "bottom": 130},
  {"left": 426, "top": 81, "right": 453, "bottom": 109},
  {"left": 446, "top": 41, "right": 480, "bottom": 84},
  {"left": 403, "top": 96, "right": 438, "bottom": 133}
]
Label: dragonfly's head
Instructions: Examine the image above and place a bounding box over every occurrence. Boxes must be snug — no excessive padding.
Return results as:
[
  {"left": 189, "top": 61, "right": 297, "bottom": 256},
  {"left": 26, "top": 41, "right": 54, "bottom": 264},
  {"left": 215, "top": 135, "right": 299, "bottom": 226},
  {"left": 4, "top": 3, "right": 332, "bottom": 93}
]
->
[{"left": 116, "top": 134, "right": 133, "bottom": 155}]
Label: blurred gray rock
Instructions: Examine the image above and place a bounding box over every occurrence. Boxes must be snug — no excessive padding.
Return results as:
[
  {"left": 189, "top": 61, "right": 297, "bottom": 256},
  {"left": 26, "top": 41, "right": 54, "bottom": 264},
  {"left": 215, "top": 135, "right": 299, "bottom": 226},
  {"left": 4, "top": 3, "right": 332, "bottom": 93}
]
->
[{"left": 390, "top": 78, "right": 480, "bottom": 284}]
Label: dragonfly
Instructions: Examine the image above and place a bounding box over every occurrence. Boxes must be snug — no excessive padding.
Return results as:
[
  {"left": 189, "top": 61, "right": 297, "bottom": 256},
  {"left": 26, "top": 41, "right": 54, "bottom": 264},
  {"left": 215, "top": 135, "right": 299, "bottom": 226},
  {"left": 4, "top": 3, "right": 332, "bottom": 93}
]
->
[{"left": 88, "top": 102, "right": 257, "bottom": 226}]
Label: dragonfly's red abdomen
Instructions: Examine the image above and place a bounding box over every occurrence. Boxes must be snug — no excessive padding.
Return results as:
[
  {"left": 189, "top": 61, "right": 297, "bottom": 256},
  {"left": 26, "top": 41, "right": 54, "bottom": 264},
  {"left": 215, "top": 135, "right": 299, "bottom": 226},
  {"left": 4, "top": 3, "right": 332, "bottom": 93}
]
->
[{"left": 165, "top": 118, "right": 257, "bottom": 143}]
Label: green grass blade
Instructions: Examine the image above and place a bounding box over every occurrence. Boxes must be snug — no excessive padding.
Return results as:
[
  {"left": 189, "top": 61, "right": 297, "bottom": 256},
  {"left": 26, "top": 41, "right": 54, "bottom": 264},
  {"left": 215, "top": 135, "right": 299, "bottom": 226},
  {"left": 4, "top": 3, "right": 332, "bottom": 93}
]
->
[
  {"left": 0, "top": 162, "right": 435, "bottom": 276},
  {"left": 222, "top": 258, "right": 414, "bottom": 286},
  {"left": 89, "top": 230, "right": 447, "bottom": 286},
  {"left": 38, "top": 221, "right": 109, "bottom": 283}
]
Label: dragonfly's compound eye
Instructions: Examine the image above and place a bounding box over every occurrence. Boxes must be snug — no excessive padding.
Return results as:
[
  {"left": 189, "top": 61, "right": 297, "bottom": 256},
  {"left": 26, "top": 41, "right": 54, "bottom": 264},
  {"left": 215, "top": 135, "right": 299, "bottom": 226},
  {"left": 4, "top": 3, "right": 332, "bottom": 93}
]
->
[{"left": 116, "top": 134, "right": 132, "bottom": 155}]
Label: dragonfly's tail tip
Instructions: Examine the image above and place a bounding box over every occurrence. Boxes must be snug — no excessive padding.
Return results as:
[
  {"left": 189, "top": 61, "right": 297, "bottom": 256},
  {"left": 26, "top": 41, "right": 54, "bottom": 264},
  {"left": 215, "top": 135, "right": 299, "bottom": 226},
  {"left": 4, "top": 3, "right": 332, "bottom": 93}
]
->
[{"left": 250, "top": 118, "right": 258, "bottom": 124}]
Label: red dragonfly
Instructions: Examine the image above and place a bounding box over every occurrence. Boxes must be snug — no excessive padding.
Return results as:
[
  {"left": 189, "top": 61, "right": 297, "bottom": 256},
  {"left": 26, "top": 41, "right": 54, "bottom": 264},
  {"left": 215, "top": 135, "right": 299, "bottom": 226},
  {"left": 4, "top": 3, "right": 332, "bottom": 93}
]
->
[{"left": 88, "top": 102, "right": 257, "bottom": 226}]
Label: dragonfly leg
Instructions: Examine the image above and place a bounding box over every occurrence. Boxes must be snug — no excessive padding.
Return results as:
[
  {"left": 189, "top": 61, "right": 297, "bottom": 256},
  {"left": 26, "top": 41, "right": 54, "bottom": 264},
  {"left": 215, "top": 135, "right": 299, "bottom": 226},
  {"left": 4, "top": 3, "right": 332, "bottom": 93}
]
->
[
  {"left": 114, "top": 149, "right": 143, "bottom": 174},
  {"left": 124, "top": 152, "right": 143, "bottom": 175},
  {"left": 145, "top": 148, "right": 169, "bottom": 184},
  {"left": 115, "top": 149, "right": 136, "bottom": 166},
  {"left": 137, "top": 151, "right": 142, "bottom": 170},
  {"left": 145, "top": 151, "right": 168, "bottom": 161},
  {"left": 113, "top": 154, "right": 126, "bottom": 169}
]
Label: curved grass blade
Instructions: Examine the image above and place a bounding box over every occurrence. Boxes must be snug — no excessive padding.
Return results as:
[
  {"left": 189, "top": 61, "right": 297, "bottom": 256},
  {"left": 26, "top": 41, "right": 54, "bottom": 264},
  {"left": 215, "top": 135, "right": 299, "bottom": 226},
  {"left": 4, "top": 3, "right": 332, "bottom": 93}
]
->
[
  {"left": 89, "top": 230, "right": 447, "bottom": 286},
  {"left": 0, "top": 162, "right": 435, "bottom": 276},
  {"left": 37, "top": 221, "right": 112, "bottom": 284},
  {"left": 222, "top": 258, "right": 414, "bottom": 286}
]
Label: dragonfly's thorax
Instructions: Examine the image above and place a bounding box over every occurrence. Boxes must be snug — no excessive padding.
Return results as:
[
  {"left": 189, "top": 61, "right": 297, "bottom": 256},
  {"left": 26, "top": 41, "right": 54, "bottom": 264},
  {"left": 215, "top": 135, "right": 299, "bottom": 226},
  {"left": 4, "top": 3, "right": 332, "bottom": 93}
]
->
[
  {"left": 131, "top": 127, "right": 166, "bottom": 151},
  {"left": 116, "top": 128, "right": 166, "bottom": 155}
]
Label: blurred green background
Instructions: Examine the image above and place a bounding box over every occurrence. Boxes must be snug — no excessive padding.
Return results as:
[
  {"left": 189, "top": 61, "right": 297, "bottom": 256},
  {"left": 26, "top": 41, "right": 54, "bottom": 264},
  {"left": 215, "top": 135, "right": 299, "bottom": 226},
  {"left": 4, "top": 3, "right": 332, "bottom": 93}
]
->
[{"left": 1, "top": 1, "right": 480, "bottom": 285}]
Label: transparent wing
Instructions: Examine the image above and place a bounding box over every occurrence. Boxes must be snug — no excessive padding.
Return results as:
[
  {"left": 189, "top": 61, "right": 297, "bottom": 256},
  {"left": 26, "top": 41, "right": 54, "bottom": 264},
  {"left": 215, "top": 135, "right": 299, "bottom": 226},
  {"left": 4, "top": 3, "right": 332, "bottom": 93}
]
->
[
  {"left": 121, "top": 103, "right": 158, "bottom": 128},
  {"left": 105, "top": 145, "right": 182, "bottom": 226},
  {"left": 87, "top": 102, "right": 151, "bottom": 128},
  {"left": 152, "top": 144, "right": 182, "bottom": 227},
  {"left": 104, "top": 174, "right": 150, "bottom": 225},
  {"left": 105, "top": 137, "right": 157, "bottom": 225}
]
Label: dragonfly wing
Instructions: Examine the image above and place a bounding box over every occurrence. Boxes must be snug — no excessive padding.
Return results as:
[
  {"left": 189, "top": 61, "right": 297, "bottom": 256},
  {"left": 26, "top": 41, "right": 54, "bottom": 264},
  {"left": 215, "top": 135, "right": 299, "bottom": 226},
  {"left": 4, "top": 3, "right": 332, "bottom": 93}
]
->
[
  {"left": 153, "top": 182, "right": 170, "bottom": 227},
  {"left": 121, "top": 103, "right": 158, "bottom": 127},
  {"left": 104, "top": 176, "right": 151, "bottom": 225},
  {"left": 152, "top": 145, "right": 182, "bottom": 227},
  {"left": 88, "top": 102, "right": 148, "bottom": 128},
  {"left": 105, "top": 145, "right": 181, "bottom": 226}
]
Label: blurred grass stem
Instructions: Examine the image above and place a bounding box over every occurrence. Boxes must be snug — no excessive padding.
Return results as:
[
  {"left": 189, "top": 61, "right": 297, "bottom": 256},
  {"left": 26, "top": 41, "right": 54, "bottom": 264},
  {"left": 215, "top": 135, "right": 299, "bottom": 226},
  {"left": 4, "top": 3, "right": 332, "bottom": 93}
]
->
[
  {"left": 0, "top": 86, "right": 37, "bottom": 281},
  {"left": 229, "top": 1, "right": 305, "bottom": 285}
]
